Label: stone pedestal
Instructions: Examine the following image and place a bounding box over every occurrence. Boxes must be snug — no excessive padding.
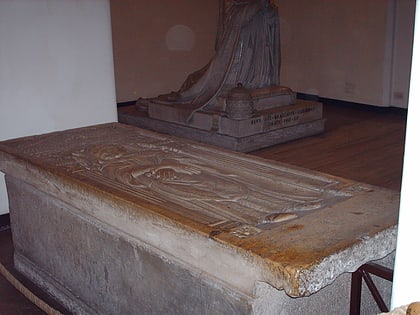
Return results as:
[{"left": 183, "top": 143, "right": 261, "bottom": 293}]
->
[
  {"left": 119, "top": 98, "right": 325, "bottom": 152},
  {"left": 0, "top": 123, "right": 399, "bottom": 314}
]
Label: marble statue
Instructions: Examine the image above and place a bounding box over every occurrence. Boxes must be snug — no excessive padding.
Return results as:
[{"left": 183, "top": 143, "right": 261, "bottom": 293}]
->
[
  {"left": 173, "top": 0, "right": 279, "bottom": 96},
  {"left": 138, "top": 0, "right": 281, "bottom": 118},
  {"left": 125, "top": 0, "right": 325, "bottom": 152}
]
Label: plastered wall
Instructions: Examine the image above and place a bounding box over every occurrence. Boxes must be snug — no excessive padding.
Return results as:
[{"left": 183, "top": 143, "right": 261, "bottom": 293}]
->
[
  {"left": 279, "top": 0, "right": 414, "bottom": 107},
  {"left": 110, "top": 0, "right": 218, "bottom": 102},
  {"left": 280, "top": 0, "right": 387, "bottom": 105},
  {"left": 111, "top": 0, "right": 414, "bottom": 107},
  {"left": 0, "top": 0, "right": 118, "bottom": 214}
]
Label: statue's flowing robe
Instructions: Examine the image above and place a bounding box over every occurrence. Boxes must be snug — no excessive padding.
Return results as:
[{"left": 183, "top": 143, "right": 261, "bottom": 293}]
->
[{"left": 148, "top": 0, "right": 280, "bottom": 121}]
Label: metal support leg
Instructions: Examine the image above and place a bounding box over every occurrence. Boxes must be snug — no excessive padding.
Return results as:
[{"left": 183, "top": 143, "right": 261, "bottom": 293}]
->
[
  {"left": 349, "top": 262, "right": 394, "bottom": 315},
  {"left": 350, "top": 269, "right": 363, "bottom": 315}
]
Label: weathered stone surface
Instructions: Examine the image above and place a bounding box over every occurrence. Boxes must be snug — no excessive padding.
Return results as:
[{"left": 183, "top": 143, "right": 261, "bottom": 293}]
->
[
  {"left": 0, "top": 123, "right": 399, "bottom": 314},
  {"left": 8, "top": 178, "right": 251, "bottom": 314}
]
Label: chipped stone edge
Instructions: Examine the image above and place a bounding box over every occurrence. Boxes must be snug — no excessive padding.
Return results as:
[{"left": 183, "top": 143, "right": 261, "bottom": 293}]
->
[{"left": 291, "top": 225, "right": 398, "bottom": 297}]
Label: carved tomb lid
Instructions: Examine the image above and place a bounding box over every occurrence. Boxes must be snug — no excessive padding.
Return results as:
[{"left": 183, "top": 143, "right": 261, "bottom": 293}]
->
[{"left": 0, "top": 123, "right": 399, "bottom": 297}]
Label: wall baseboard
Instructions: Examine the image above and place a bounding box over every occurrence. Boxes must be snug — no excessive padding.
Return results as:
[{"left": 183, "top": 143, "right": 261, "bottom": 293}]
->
[
  {"left": 117, "top": 94, "right": 408, "bottom": 116},
  {"left": 117, "top": 100, "right": 137, "bottom": 108},
  {"left": 297, "top": 92, "right": 407, "bottom": 115},
  {"left": 0, "top": 213, "right": 10, "bottom": 230}
]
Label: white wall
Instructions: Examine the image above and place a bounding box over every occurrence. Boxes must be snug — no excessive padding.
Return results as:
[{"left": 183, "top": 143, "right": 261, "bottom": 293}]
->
[
  {"left": 0, "top": 0, "right": 118, "bottom": 214},
  {"left": 387, "top": 0, "right": 416, "bottom": 108},
  {"left": 110, "top": 0, "right": 218, "bottom": 102},
  {"left": 110, "top": 1, "right": 414, "bottom": 107},
  {"left": 391, "top": 0, "right": 420, "bottom": 307},
  {"left": 279, "top": 0, "right": 414, "bottom": 108}
]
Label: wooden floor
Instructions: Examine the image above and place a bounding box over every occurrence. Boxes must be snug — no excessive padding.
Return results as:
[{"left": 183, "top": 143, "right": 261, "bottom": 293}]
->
[
  {"left": 0, "top": 101, "right": 407, "bottom": 314},
  {"left": 252, "top": 101, "right": 406, "bottom": 191}
]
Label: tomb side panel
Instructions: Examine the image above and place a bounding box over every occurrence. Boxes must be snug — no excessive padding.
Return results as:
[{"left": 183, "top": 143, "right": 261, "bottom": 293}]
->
[{"left": 6, "top": 176, "right": 252, "bottom": 315}]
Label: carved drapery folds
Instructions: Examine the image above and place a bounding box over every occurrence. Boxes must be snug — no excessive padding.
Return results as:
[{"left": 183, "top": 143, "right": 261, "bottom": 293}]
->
[{"left": 138, "top": 0, "right": 281, "bottom": 121}]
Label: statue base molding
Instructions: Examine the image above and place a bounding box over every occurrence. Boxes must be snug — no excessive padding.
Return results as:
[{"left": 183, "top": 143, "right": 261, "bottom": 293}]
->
[{"left": 119, "top": 99, "right": 325, "bottom": 152}]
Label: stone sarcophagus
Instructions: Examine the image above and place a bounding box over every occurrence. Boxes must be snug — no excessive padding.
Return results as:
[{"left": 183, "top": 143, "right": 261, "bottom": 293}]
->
[{"left": 0, "top": 123, "right": 399, "bottom": 314}]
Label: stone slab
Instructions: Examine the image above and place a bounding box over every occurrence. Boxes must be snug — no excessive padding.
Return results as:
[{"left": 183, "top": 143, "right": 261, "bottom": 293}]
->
[
  {"left": 250, "top": 86, "right": 297, "bottom": 111},
  {"left": 147, "top": 99, "right": 322, "bottom": 134},
  {"left": 195, "top": 100, "right": 323, "bottom": 137},
  {"left": 119, "top": 105, "right": 326, "bottom": 152},
  {"left": 0, "top": 123, "right": 399, "bottom": 314},
  {"left": 147, "top": 86, "right": 300, "bottom": 127}
]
